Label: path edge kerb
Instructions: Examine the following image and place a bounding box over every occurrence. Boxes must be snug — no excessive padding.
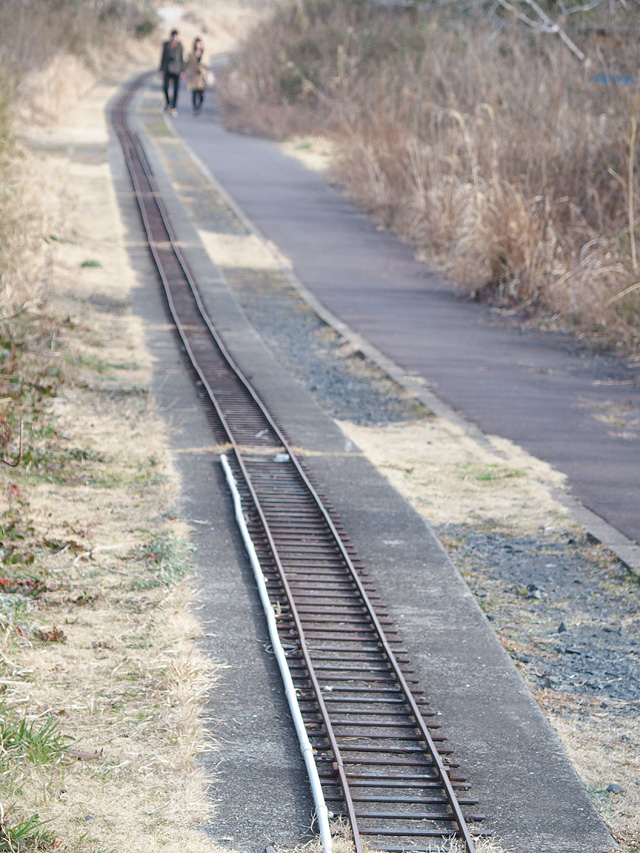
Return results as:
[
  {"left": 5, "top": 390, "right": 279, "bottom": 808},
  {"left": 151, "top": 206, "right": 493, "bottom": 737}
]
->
[{"left": 158, "top": 86, "right": 640, "bottom": 577}]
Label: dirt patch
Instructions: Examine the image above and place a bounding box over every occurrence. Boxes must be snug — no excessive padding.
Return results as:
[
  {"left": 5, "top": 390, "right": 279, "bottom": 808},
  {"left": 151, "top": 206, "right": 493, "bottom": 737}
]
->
[
  {"left": 279, "top": 137, "right": 337, "bottom": 173},
  {"left": 338, "top": 419, "right": 571, "bottom": 531},
  {"left": 199, "top": 230, "right": 283, "bottom": 269}
]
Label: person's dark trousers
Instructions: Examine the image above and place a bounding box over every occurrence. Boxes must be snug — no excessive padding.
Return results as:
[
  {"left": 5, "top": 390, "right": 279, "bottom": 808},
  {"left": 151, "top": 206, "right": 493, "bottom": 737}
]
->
[
  {"left": 192, "top": 90, "right": 204, "bottom": 113},
  {"left": 163, "top": 72, "right": 180, "bottom": 109}
]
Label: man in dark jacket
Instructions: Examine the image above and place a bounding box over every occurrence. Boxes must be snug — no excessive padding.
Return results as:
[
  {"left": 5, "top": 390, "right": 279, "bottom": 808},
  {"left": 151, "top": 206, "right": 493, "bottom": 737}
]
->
[{"left": 159, "top": 29, "right": 184, "bottom": 114}]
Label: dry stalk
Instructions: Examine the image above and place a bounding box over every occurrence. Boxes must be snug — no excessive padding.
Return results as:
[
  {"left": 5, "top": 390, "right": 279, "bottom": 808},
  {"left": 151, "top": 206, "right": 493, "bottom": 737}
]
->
[
  {"left": 605, "top": 279, "right": 640, "bottom": 306},
  {"left": 628, "top": 116, "right": 637, "bottom": 273},
  {"left": 0, "top": 421, "right": 23, "bottom": 468}
]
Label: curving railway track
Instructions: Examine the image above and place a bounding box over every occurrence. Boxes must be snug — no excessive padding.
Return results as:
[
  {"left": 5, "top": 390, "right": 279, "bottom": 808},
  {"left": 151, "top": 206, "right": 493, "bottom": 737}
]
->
[{"left": 112, "top": 73, "right": 487, "bottom": 853}]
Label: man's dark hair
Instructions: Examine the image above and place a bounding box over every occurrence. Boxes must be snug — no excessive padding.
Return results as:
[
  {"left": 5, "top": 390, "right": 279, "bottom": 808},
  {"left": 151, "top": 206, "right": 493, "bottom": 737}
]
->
[{"left": 170, "top": 29, "right": 179, "bottom": 36}]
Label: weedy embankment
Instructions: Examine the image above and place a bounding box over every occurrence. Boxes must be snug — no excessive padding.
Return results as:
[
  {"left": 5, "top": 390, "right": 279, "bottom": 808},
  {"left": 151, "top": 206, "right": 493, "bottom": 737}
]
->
[
  {"left": 0, "top": 0, "right": 157, "bottom": 126},
  {"left": 0, "top": 3, "right": 231, "bottom": 851},
  {"left": 218, "top": 0, "right": 640, "bottom": 353}
]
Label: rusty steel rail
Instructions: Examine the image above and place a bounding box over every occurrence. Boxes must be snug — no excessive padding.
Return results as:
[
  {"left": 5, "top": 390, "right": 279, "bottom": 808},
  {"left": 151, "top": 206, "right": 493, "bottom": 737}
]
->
[{"left": 112, "top": 73, "right": 486, "bottom": 853}]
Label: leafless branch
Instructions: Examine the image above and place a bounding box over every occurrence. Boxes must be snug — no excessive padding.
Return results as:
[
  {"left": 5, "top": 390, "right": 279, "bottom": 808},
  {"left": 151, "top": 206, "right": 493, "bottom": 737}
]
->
[
  {"left": 559, "top": 0, "right": 604, "bottom": 15},
  {"left": 496, "top": 0, "right": 586, "bottom": 60}
]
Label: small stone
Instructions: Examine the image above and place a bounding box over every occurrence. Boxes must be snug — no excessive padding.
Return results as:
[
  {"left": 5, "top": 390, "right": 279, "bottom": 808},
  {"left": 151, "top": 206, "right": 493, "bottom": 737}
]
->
[
  {"left": 558, "top": 622, "right": 568, "bottom": 633},
  {"left": 606, "top": 783, "right": 624, "bottom": 794},
  {"left": 539, "top": 676, "right": 553, "bottom": 688},
  {"left": 263, "top": 846, "right": 278, "bottom": 853},
  {"left": 528, "top": 590, "right": 543, "bottom": 599},
  {"left": 526, "top": 583, "right": 539, "bottom": 592}
]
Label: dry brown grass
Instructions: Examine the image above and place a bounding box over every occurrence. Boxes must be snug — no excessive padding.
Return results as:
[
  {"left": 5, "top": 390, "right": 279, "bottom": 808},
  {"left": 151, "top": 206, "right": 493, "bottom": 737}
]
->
[
  {"left": 0, "top": 291, "right": 226, "bottom": 851},
  {"left": 0, "top": 1, "right": 159, "bottom": 318},
  {"left": 0, "top": 43, "right": 239, "bottom": 852},
  {"left": 0, "top": 0, "right": 158, "bottom": 122},
  {"left": 0, "top": 146, "right": 58, "bottom": 318},
  {"left": 218, "top": 0, "right": 640, "bottom": 353}
]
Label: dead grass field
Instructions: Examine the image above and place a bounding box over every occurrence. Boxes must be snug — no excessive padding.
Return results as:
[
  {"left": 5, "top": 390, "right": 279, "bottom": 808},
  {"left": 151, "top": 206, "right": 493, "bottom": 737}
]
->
[
  {"left": 0, "top": 69, "right": 239, "bottom": 850},
  {"left": 0, "top": 4, "right": 269, "bottom": 851},
  {"left": 218, "top": 0, "right": 640, "bottom": 355}
]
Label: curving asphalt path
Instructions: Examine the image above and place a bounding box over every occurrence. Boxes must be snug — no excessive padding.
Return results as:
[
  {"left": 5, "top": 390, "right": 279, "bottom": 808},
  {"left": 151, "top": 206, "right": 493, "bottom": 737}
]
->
[{"left": 170, "top": 90, "right": 640, "bottom": 547}]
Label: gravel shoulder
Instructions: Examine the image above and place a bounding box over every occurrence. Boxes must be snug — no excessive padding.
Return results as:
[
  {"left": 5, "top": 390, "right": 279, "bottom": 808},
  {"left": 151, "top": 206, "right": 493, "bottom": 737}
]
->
[{"left": 145, "top": 96, "right": 640, "bottom": 851}]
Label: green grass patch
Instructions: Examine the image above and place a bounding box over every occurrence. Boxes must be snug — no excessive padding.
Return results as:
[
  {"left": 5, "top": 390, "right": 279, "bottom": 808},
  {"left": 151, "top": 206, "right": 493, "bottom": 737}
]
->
[
  {"left": 455, "top": 462, "right": 525, "bottom": 483},
  {"left": 130, "top": 536, "right": 194, "bottom": 589},
  {"left": 0, "top": 811, "right": 56, "bottom": 852},
  {"left": 0, "top": 702, "right": 68, "bottom": 766}
]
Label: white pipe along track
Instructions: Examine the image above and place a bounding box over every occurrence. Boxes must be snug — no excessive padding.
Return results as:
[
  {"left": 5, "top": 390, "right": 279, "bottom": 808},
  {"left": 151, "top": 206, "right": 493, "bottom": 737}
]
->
[{"left": 220, "top": 454, "right": 334, "bottom": 853}]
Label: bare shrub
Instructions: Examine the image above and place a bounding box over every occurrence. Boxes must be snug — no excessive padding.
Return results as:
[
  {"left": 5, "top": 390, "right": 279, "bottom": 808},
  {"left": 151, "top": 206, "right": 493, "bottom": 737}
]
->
[{"left": 218, "top": 0, "right": 640, "bottom": 352}]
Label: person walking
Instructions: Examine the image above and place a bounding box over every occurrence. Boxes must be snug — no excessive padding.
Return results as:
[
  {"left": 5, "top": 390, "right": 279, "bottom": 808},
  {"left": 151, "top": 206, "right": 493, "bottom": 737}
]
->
[
  {"left": 186, "top": 38, "right": 207, "bottom": 116},
  {"left": 159, "top": 29, "right": 184, "bottom": 114}
]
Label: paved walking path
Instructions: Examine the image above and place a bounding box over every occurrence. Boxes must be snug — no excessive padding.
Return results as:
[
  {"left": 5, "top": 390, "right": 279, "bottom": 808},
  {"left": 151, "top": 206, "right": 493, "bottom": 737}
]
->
[{"left": 168, "top": 91, "right": 640, "bottom": 550}]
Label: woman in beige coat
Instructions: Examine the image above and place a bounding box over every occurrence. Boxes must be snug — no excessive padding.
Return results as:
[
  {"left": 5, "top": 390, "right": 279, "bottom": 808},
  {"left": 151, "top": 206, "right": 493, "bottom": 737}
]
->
[{"left": 186, "top": 38, "right": 208, "bottom": 116}]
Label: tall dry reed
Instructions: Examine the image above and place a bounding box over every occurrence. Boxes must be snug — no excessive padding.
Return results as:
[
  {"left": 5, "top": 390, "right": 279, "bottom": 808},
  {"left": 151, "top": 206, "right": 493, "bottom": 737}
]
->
[{"left": 219, "top": 0, "right": 640, "bottom": 351}]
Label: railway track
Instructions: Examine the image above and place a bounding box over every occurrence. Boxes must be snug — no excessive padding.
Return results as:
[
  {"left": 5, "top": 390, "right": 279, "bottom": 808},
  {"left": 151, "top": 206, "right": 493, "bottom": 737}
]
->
[{"left": 112, "top": 73, "right": 487, "bottom": 853}]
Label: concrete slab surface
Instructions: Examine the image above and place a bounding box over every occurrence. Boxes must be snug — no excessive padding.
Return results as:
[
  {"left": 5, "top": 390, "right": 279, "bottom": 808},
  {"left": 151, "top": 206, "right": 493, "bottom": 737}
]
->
[{"left": 105, "top": 77, "right": 616, "bottom": 853}]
